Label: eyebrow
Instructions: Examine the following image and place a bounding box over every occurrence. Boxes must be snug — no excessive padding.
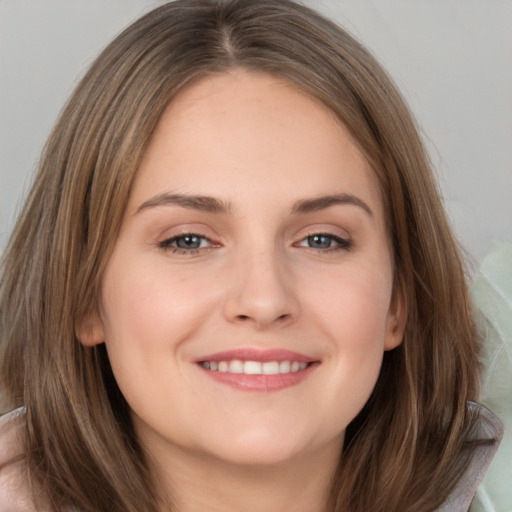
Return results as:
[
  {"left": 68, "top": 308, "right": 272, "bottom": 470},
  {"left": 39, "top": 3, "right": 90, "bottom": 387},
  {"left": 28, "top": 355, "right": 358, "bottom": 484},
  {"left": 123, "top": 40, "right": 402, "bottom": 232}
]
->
[
  {"left": 136, "top": 192, "right": 373, "bottom": 217},
  {"left": 291, "top": 194, "right": 373, "bottom": 217},
  {"left": 136, "top": 193, "right": 232, "bottom": 214}
]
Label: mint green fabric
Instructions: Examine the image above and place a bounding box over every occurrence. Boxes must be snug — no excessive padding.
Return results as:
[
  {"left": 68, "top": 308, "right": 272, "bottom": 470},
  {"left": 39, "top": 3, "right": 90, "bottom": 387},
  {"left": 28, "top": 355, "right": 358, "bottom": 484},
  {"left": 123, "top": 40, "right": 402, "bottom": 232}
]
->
[{"left": 470, "top": 241, "right": 512, "bottom": 512}]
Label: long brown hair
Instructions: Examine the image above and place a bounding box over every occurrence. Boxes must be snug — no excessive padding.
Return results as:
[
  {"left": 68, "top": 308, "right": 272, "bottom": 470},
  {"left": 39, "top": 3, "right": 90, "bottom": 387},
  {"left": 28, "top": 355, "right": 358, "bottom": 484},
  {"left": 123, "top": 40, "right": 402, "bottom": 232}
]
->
[{"left": 0, "top": 1, "right": 481, "bottom": 510}]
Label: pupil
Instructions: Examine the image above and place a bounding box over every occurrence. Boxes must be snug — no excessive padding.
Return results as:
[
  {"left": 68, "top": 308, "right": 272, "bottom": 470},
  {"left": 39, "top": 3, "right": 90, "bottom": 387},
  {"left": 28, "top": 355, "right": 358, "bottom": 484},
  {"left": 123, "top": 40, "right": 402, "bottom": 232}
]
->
[
  {"left": 177, "top": 235, "right": 200, "bottom": 249},
  {"left": 309, "top": 235, "right": 331, "bottom": 249}
]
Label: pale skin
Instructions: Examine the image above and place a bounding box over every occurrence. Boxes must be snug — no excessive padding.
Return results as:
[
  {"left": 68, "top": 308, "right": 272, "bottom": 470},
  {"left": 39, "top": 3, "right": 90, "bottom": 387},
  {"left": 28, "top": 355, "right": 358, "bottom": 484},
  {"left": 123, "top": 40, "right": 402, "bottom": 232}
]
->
[{"left": 80, "top": 70, "right": 406, "bottom": 511}]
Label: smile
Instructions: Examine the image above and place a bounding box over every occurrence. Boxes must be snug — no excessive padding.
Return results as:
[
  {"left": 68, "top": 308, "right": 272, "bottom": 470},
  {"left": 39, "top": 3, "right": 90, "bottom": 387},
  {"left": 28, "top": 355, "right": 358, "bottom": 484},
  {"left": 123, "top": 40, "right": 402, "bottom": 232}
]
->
[
  {"left": 195, "top": 349, "right": 318, "bottom": 391},
  {"left": 202, "top": 360, "right": 309, "bottom": 374}
]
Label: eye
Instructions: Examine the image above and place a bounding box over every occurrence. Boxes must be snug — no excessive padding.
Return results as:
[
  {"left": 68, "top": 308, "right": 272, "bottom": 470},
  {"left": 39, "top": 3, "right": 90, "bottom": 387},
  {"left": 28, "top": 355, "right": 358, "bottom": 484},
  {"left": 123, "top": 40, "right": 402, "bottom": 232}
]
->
[
  {"left": 159, "top": 233, "right": 214, "bottom": 254},
  {"left": 297, "top": 233, "right": 351, "bottom": 251}
]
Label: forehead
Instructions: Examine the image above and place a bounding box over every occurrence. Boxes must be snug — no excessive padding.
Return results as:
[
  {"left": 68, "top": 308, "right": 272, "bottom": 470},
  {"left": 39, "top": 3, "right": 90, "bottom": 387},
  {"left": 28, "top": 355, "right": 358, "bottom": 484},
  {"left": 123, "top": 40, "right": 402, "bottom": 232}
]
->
[{"left": 127, "top": 70, "right": 385, "bottom": 221}]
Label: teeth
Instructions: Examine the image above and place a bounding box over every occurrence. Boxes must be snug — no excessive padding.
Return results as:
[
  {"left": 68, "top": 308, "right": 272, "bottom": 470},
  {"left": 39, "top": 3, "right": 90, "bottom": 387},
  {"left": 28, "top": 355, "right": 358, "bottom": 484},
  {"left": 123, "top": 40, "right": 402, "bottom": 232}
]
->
[
  {"left": 279, "top": 361, "right": 291, "bottom": 373},
  {"left": 229, "top": 360, "right": 244, "bottom": 373},
  {"left": 262, "top": 361, "right": 279, "bottom": 375},
  {"left": 202, "top": 360, "right": 310, "bottom": 375},
  {"left": 244, "top": 361, "right": 262, "bottom": 374}
]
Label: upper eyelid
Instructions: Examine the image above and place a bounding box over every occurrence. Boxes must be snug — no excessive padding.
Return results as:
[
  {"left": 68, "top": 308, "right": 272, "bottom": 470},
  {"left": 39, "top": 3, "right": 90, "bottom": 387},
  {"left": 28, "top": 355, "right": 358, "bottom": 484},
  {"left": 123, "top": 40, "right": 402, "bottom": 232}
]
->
[
  {"left": 297, "top": 232, "right": 351, "bottom": 245},
  {"left": 158, "top": 225, "right": 220, "bottom": 242},
  {"left": 161, "top": 232, "right": 214, "bottom": 244},
  {"left": 296, "top": 225, "right": 351, "bottom": 241},
  {"left": 300, "top": 228, "right": 348, "bottom": 238}
]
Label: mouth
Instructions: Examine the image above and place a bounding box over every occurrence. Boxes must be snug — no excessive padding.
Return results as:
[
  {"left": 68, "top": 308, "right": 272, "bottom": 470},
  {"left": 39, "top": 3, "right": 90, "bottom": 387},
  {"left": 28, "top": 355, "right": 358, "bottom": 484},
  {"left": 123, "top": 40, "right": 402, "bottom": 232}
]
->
[
  {"left": 201, "top": 360, "right": 310, "bottom": 374},
  {"left": 195, "top": 349, "right": 319, "bottom": 391}
]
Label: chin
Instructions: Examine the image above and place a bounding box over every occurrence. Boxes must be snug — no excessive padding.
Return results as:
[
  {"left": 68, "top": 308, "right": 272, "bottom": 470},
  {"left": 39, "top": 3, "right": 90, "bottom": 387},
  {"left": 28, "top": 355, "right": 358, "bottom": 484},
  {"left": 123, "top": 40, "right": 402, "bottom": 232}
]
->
[
  {"left": 200, "top": 425, "right": 340, "bottom": 468},
  {"left": 209, "top": 442, "right": 307, "bottom": 467}
]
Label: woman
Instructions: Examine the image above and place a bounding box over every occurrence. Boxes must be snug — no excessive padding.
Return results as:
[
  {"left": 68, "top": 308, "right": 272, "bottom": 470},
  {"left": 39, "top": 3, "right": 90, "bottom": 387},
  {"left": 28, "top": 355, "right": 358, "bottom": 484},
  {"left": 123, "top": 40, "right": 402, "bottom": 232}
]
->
[{"left": 0, "top": 1, "right": 501, "bottom": 511}]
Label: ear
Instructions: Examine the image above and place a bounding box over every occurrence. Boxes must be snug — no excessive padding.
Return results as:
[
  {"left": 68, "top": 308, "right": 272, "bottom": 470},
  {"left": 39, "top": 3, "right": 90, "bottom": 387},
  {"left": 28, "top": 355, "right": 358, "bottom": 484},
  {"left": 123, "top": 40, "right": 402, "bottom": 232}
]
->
[
  {"left": 76, "top": 310, "right": 105, "bottom": 347},
  {"left": 384, "top": 276, "right": 407, "bottom": 351}
]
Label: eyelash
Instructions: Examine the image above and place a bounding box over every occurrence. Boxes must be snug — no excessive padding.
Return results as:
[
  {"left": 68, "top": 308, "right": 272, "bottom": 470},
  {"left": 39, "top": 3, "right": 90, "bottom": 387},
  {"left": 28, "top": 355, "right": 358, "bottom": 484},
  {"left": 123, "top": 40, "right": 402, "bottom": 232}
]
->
[
  {"left": 297, "top": 233, "right": 352, "bottom": 252},
  {"left": 159, "top": 233, "right": 216, "bottom": 255},
  {"left": 159, "top": 232, "right": 351, "bottom": 255}
]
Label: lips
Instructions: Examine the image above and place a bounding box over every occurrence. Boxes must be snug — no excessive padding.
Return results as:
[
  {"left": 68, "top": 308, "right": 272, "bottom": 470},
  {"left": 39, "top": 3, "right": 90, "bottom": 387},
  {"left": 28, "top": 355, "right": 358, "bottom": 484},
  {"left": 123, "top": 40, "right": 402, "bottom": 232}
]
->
[{"left": 195, "top": 348, "right": 319, "bottom": 391}]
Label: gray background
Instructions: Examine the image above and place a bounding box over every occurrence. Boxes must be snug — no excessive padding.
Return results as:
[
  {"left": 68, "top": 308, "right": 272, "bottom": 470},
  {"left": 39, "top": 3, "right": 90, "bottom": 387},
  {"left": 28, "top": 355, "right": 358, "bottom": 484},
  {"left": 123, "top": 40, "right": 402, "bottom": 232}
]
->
[{"left": 1, "top": 0, "right": 511, "bottom": 264}]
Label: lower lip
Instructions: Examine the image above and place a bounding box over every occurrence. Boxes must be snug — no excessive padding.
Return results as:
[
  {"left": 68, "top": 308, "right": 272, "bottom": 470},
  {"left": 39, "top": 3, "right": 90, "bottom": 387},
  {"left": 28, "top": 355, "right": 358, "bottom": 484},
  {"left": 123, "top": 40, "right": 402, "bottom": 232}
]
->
[{"left": 198, "top": 363, "right": 318, "bottom": 392}]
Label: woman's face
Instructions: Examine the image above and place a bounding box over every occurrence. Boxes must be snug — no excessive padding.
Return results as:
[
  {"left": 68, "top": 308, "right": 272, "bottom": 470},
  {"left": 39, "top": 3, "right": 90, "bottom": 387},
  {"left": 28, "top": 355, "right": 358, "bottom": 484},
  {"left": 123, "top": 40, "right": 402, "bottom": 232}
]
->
[{"left": 82, "top": 70, "right": 405, "bottom": 470}]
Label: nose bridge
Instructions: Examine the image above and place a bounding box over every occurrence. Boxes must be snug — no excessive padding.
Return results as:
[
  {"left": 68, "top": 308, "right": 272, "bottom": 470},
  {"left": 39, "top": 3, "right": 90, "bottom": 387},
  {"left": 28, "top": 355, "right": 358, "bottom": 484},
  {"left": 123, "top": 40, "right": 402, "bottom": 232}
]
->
[{"left": 223, "top": 239, "right": 299, "bottom": 329}]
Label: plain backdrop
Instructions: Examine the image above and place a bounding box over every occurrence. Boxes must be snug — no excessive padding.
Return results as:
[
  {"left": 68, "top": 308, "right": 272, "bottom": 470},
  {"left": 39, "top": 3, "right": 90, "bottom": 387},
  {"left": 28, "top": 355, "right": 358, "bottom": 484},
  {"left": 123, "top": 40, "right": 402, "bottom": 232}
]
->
[{"left": 1, "top": 0, "right": 511, "bottom": 264}]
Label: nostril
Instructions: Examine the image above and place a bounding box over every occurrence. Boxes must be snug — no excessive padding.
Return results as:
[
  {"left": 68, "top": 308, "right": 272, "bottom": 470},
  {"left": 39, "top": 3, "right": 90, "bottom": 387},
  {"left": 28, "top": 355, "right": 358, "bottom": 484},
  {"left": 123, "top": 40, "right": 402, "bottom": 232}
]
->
[{"left": 234, "top": 313, "right": 292, "bottom": 326}]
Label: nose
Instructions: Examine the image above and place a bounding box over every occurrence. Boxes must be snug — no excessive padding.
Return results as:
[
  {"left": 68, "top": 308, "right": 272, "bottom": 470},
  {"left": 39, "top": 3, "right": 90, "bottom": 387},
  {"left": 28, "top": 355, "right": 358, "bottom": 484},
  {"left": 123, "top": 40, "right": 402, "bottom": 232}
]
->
[{"left": 223, "top": 248, "right": 300, "bottom": 330}]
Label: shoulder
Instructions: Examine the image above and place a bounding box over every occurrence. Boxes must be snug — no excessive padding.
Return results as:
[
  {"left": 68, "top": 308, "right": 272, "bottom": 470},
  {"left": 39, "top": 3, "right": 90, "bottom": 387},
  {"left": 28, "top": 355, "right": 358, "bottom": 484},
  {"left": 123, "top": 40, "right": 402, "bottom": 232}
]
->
[
  {"left": 437, "top": 403, "right": 504, "bottom": 512},
  {"left": 0, "top": 407, "right": 41, "bottom": 512},
  {"left": 0, "top": 407, "right": 25, "bottom": 466}
]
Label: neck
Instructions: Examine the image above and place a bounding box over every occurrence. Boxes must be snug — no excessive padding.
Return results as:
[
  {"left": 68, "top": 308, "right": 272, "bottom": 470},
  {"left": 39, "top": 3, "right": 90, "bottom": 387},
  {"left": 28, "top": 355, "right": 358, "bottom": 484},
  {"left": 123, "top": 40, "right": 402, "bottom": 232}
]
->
[{"left": 151, "top": 442, "right": 340, "bottom": 512}]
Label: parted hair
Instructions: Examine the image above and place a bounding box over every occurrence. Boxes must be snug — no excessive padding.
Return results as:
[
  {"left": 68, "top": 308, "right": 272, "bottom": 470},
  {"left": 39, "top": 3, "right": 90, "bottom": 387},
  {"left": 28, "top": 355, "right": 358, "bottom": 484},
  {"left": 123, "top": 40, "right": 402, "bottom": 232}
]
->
[{"left": 0, "top": 1, "right": 481, "bottom": 510}]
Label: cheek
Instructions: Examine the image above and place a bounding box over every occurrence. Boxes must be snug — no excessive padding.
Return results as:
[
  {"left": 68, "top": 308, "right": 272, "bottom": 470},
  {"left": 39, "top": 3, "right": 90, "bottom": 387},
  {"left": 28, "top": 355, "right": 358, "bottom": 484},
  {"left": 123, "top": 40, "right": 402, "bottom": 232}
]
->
[
  {"left": 311, "top": 262, "right": 393, "bottom": 344},
  {"left": 306, "top": 261, "right": 393, "bottom": 392},
  {"left": 98, "top": 260, "right": 217, "bottom": 417},
  {"left": 101, "top": 259, "right": 217, "bottom": 349}
]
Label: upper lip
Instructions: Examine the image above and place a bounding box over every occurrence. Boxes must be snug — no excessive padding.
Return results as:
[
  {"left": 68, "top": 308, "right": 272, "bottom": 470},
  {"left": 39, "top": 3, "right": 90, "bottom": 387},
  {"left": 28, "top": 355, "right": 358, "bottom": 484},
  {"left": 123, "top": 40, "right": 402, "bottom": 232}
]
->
[{"left": 194, "top": 348, "right": 317, "bottom": 364}]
